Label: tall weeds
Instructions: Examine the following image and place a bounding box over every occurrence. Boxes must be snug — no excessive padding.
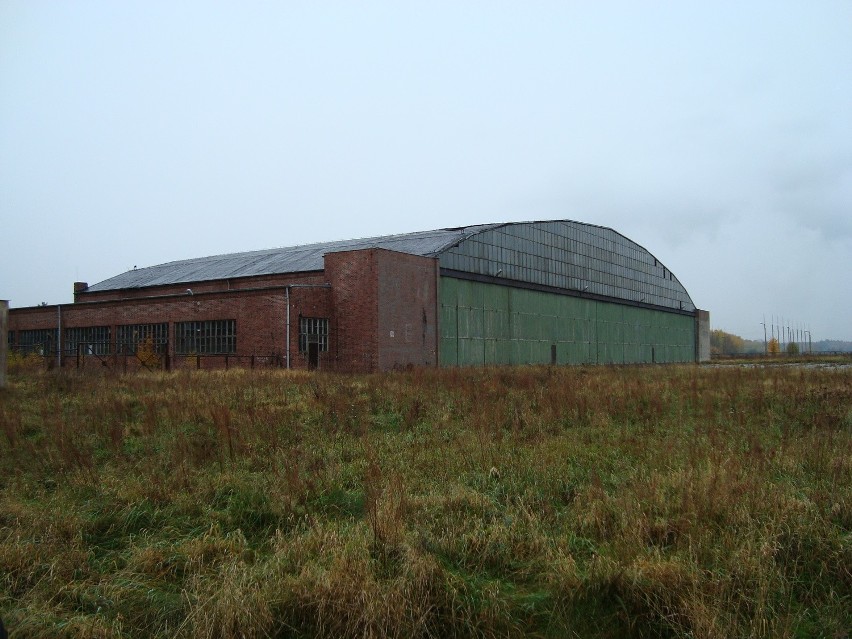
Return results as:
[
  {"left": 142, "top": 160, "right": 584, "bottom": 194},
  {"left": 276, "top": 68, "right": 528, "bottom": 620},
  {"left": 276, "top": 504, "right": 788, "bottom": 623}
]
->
[{"left": 0, "top": 364, "right": 849, "bottom": 637}]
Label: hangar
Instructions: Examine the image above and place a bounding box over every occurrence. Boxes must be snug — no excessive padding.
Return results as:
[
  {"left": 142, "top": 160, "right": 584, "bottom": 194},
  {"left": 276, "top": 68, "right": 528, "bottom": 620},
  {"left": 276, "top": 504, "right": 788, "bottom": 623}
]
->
[{"left": 6, "top": 220, "right": 710, "bottom": 371}]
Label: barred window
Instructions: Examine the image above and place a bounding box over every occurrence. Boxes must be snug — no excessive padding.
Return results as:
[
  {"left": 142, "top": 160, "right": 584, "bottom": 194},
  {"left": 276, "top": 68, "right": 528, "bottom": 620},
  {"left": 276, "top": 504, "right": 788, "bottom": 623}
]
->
[
  {"left": 17, "top": 329, "right": 58, "bottom": 354},
  {"left": 6, "top": 331, "right": 13, "bottom": 349},
  {"left": 117, "top": 323, "right": 168, "bottom": 354},
  {"left": 299, "top": 317, "right": 329, "bottom": 353},
  {"left": 175, "top": 320, "right": 236, "bottom": 354},
  {"left": 65, "top": 326, "right": 111, "bottom": 355}
]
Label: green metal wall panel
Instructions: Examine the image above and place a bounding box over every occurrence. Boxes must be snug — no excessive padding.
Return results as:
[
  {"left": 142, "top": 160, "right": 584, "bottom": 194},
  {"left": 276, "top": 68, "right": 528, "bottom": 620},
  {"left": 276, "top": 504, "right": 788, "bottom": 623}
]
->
[{"left": 439, "top": 277, "right": 695, "bottom": 366}]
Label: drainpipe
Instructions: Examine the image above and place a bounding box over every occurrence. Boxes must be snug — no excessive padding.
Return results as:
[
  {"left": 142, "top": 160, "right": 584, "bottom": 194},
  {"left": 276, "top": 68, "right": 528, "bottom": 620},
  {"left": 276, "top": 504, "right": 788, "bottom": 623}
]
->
[{"left": 285, "top": 286, "right": 290, "bottom": 369}]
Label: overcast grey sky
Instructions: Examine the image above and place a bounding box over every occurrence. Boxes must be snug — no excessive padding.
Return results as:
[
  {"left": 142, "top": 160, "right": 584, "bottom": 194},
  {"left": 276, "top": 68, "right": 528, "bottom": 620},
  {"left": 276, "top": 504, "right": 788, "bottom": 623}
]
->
[{"left": 1, "top": 1, "right": 850, "bottom": 340}]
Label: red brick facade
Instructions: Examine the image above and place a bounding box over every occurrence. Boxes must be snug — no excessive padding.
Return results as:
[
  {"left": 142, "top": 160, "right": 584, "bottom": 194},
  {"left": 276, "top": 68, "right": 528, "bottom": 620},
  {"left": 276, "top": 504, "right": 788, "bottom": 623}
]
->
[
  {"left": 376, "top": 250, "right": 439, "bottom": 370},
  {"left": 7, "top": 248, "right": 437, "bottom": 372}
]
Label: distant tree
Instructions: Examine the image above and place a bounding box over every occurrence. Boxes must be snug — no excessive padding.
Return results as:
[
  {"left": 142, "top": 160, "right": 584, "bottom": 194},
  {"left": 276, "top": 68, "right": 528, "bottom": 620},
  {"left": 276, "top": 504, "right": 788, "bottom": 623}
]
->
[
  {"left": 786, "top": 342, "right": 800, "bottom": 355},
  {"left": 742, "top": 339, "right": 765, "bottom": 354},
  {"left": 711, "top": 329, "right": 745, "bottom": 356},
  {"left": 137, "top": 336, "right": 161, "bottom": 368},
  {"left": 768, "top": 337, "right": 780, "bottom": 355},
  {"left": 814, "top": 339, "right": 852, "bottom": 353}
]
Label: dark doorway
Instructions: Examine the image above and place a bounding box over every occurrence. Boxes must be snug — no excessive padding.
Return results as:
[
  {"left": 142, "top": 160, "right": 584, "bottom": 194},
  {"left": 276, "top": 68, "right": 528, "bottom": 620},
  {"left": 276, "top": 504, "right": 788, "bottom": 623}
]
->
[{"left": 308, "top": 342, "right": 319, "bottom": 370}]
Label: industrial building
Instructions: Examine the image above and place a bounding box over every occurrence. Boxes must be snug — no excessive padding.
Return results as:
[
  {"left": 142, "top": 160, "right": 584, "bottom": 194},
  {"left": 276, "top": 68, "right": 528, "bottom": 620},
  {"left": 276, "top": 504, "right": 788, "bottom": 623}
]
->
[{"left": 6, "top": 220, "right": 711, "bottom": 371}]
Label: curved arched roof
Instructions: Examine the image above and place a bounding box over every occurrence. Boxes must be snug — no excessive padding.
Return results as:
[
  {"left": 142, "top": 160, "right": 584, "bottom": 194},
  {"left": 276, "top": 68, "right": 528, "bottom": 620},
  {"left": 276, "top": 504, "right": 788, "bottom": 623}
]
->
[
  {"left": 441, "top": 221, "right": 695, "bottom": 312},
  {"left": 85, "top": 220, "right": 694, "bottom": 312}
]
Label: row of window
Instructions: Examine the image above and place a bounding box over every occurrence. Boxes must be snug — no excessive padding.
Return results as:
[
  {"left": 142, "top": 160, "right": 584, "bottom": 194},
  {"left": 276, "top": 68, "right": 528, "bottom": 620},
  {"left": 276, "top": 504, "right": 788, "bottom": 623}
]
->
[
  {"left": 299, "top": 317, "right": 329, "bottom": 352},
  {"left": 451, "top": 239, "right": 680, "bottom": 286},
  {"left": 117, "top": 323, "right": 169, "bottom": 351},
  {"left": 66, "top": 326, "right": 111, "bottom": 355},
  {"left": 440, "top": 223, "right": 695, "bottom": 311},
  {"left": 8, "top": 318, "right": 330, "bottom": 355},
  {"left": 175, "top": 320, "right": 236, "bottom": 354},
  {"left": 482, "top": 222, "right": 659, "bottom": 263},
  {"left": 11, "top": 328, "right": 58, "bottom": 355},
  {"left": 464, "top": 236, "right": 671, "bottom": 278}
]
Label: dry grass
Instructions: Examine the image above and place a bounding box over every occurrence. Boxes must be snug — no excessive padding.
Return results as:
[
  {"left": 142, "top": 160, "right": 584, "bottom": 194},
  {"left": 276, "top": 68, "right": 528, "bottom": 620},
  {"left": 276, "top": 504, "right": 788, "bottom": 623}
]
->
[{"left": 0, "top": 363, "right": 850, "bottom": 638}]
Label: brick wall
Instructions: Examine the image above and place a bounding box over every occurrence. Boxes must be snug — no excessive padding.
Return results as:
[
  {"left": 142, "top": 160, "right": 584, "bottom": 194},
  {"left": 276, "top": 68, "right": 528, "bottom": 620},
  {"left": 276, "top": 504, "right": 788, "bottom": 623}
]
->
[
  {"left": 286, "top": 284, "right": 334, "bottom": 369},
  {"left": 7, "top": 305, "right": 59, "bottom": 331},
  {"left": 10, "top": 249, "right": 439, "bottom": 373},
  {"left": 325, "top": 249, "right": 379, "bottom": 372},
  {"left": 75, "top": 272, "right": 328, "bottom": 302},
  {"left": 376, "top": 250, "right": 438, "bottom": 369},
  {"left": 9, "top": 274, "right": 333, "bottom": 370}
]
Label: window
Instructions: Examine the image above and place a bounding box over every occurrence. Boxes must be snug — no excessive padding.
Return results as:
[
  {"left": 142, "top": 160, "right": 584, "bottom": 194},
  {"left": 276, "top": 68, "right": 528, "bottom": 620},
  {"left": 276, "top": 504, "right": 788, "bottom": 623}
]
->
[
  {"left": 65, "top": 326, "right": 111, "bottom": 355},
  {"left": 175, "top": 320, "right": 236, "bottom": 354},
  {"left": 117, "top": 323, "right": 168, "bottom": 354},
  {"left": 17, "top": 329, "right": 58, "bottom": 354},
  {"left": 299, "top": 317, "right": 329, "bottom": 353},
  {"left": 6, "top": 331, "right": 13, "bottom": 349}
]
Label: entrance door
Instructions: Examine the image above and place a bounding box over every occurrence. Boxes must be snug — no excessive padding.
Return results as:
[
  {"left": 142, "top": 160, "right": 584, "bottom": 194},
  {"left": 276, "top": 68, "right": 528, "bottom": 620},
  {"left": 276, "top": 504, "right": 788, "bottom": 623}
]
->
[{"left": 308, "top": 342, "right": 319, "bottom": 370}]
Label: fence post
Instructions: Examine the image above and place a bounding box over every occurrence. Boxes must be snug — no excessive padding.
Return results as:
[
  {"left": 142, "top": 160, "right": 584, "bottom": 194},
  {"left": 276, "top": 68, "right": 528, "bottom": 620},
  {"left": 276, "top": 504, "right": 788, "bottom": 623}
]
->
[
  {"left": 196, "top": 354, "right": 200, "bottom": 370},
  {"left": 225, "top": 354, "right": 229, "bottom": 370},
  {"left": 251, "top": 354, "right": 255, "bottom": 369}
]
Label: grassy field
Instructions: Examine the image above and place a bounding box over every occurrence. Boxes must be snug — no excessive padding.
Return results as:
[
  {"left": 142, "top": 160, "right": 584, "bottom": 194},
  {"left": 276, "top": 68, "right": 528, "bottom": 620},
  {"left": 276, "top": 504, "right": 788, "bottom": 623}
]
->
[{"left": 0, "top": 364, "right": 849, "bottom": 638}]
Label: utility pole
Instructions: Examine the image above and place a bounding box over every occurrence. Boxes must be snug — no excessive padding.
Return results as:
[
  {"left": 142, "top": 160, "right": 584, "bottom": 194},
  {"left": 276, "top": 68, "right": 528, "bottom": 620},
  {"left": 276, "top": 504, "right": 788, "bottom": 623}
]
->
[{"left": 761, "top": 317, "right": 767, "bottom": 356}]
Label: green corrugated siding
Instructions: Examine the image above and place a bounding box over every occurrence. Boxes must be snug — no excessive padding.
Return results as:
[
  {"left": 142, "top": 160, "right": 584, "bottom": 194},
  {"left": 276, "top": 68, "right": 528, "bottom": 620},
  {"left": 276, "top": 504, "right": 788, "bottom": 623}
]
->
[{"left": 439, "top": 277, "right": 695, "bottom": 366}]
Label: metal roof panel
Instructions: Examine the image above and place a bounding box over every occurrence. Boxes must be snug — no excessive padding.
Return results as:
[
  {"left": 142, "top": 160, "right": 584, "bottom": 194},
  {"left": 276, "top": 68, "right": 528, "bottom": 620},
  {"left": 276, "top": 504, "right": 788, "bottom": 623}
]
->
[{"left": 86, "top": 225, "right": 500, "bottom": 292}]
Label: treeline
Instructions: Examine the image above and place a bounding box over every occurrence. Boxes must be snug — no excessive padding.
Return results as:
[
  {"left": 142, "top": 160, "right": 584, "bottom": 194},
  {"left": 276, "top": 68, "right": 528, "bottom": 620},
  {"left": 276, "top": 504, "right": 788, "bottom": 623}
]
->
[
  {"left": 816, "top": 339, "right": 852, "bottom": 352},
  {"left": 711, "top": 329, "right": 852, "bottom": 356}
]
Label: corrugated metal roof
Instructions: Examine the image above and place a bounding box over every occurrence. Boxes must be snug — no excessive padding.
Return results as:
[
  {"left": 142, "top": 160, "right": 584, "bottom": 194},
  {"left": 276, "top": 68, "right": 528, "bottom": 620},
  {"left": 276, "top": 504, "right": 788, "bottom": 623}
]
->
[{"left": 86, "top": 224, "right": 503, "bottom": 292}]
